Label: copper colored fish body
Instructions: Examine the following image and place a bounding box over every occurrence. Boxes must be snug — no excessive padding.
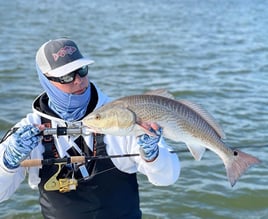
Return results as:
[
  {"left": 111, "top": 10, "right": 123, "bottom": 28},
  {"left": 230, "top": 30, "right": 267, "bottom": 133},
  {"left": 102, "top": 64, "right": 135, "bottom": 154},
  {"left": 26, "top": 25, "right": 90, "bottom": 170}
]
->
[{"left": 82, "top": 93, "right": 260, "bottom": 186}]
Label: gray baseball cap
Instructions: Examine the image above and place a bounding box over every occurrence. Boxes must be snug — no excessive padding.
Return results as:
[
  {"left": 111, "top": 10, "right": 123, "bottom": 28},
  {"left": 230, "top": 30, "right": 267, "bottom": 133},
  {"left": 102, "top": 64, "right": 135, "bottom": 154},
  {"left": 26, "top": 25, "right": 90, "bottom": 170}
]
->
[{"left": 36, "top": 38, "right": 94, "bottom": 77}]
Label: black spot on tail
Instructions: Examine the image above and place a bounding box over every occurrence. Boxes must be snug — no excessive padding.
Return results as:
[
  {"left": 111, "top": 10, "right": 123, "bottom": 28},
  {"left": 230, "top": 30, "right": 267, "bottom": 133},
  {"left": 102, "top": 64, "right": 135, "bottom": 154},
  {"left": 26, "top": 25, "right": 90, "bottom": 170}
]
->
[{"left": 233, "top": 150, "right": 238, "bottom": 156}]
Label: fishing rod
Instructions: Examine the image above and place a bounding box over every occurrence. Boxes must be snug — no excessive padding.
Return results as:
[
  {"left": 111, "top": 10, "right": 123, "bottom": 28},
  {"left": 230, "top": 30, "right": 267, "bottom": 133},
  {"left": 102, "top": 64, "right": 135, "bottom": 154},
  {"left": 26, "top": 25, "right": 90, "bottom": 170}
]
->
[
  {"left": 20, "top": 151, "right": 180, "bottom": 167},
  {"left": 0, "top": 126, "right": 93, "bottom": 143},
  {"left": 14, "top": 126, "right": 92, "bottom": 136},
  {"left": 1, "top": 126, "right": 267, "bottom": 167}
]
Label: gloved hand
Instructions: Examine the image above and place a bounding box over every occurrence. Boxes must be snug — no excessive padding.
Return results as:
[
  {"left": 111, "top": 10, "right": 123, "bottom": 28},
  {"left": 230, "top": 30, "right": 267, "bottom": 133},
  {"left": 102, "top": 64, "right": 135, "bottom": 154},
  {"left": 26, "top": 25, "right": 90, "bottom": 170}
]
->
[
  {"left": 3, "top": 125, "right": 42, "bottom": 169},
  {"left": 137, "top": 126, "right": 162, "bottom": 162}
]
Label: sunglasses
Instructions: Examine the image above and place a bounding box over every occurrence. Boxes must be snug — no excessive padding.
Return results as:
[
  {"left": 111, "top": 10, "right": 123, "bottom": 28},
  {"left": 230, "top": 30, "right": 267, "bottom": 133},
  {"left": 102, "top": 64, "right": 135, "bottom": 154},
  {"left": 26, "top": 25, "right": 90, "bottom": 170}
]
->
[{"left": 46, "top": 66, "right": 88, "bottom": 84}]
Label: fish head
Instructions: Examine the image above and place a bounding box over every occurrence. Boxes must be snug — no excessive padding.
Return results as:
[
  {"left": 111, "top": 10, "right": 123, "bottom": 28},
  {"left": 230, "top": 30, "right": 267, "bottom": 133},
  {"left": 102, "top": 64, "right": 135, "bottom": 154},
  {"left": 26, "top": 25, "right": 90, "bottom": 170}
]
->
[{"left": 82, "top": 106, "right": 137, "bottom": 135}]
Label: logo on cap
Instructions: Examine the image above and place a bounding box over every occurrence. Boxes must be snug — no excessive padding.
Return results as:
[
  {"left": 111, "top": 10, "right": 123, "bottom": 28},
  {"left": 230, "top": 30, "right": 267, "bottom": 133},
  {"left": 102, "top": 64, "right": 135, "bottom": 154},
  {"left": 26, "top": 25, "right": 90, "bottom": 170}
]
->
[{"left": 52, "top": 46, "right": 77, "bottom": 62}]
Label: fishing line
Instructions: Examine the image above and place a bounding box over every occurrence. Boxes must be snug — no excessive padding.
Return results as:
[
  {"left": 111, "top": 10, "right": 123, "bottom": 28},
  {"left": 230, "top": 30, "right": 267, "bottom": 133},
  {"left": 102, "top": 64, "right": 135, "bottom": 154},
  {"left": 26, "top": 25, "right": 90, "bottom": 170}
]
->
[
  {"left": 77, "top": 166, "right": 118, "bottom": 183},
  {"left": 0, "top": 127, "right": 17, "bottom": 143}
]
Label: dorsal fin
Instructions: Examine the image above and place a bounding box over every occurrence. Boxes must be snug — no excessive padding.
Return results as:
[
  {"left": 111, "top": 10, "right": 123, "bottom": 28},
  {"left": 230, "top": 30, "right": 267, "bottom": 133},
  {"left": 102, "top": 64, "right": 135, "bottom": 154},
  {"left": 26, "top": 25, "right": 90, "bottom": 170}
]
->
[
  {"left": 144, "top": 89, "right": 175, "bottom": 99},
  {"left": 178, "top": 99, "right": 226, "bottom": 139}
]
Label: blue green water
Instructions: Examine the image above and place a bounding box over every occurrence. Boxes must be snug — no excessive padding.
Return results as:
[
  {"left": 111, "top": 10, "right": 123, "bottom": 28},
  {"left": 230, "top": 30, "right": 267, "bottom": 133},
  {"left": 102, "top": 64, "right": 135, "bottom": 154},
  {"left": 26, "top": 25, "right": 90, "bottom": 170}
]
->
[{"left": 1, "top": 0, "right": 268, "bottom": 218}]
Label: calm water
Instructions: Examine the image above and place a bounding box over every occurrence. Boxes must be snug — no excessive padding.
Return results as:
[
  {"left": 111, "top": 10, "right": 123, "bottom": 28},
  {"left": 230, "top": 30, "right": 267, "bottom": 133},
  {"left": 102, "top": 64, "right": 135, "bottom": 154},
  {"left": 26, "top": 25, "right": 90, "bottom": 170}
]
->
[{"left": 1, "top": 0, "right": 268, "bottom": 218}]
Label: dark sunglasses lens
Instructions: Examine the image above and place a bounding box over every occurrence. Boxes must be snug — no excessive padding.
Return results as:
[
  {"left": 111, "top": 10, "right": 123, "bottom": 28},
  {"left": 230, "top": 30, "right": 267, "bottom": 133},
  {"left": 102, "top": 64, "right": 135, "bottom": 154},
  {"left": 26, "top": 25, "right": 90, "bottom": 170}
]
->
[
  {"left": 77, "top": 66, "right": 88, "bottom": 77},
  {"left": 60, "top": 73, "right": 75, "bottom": 83},
  {"left": 60, "top": 66, "right": 88, "bottom": 84}
]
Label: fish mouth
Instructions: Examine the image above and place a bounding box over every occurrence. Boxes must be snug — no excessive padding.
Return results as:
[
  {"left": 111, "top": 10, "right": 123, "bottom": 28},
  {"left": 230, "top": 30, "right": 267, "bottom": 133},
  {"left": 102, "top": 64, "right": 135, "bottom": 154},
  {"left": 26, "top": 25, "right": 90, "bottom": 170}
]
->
[{"left": 83, "top": 125, "right": 102, "bottom": 134}]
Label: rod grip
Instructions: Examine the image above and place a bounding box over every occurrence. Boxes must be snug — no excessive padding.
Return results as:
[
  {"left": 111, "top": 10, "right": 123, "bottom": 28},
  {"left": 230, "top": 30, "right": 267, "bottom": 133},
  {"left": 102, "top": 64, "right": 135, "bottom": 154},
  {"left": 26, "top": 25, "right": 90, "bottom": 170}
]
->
[
  {"left": 70, "top": 156, "right": 86, "bottom": 163},
  {"left": 20, "top": 156, "right": 86, "bottom": 167},
  {"left": 21, "top": 159, "right": 42, "bottom": 167}
]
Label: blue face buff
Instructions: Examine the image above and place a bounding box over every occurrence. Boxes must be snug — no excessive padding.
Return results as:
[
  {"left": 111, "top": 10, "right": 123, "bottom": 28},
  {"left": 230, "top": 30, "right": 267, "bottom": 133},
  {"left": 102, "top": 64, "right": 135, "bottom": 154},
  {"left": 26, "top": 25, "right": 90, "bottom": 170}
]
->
[{"left": 36, "top": 64, "right": 91, "bottom": 121}]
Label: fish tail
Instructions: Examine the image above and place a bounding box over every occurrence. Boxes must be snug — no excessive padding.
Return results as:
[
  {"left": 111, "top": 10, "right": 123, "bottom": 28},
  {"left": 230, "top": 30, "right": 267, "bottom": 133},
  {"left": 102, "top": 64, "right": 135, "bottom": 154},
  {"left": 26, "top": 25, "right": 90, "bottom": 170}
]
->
[{"left": 225, "top": 149, "right": 261, "bottom": 187}]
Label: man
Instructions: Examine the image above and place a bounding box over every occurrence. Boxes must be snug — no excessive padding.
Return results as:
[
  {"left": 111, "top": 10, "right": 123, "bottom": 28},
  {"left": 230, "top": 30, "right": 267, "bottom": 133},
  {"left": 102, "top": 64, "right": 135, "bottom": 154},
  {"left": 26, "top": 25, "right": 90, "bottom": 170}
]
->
[{"left": 0, "top": 38, "right": 180, "bottom": 219}]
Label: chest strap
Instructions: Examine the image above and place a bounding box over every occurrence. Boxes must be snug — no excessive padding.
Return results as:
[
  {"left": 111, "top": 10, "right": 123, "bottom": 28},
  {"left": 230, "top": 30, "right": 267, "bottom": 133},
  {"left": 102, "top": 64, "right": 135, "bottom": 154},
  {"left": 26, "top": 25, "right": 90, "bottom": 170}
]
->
[
  {"left": 41, "top": 117, "right": 59, "bottom": 159},
  {"left": 93, "top": 133, "right": 106, "bottom": 156}
]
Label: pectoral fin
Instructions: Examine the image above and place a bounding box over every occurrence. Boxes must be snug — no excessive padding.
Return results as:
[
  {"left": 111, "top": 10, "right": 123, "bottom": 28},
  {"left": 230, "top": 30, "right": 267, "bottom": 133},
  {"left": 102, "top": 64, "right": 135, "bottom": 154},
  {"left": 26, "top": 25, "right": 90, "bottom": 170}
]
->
[
  {"left": 136, "top": 120, "right": 159, "bottom": 136},
  {"left": 187, "top": 144, "right": 206, "bottom": 161}
]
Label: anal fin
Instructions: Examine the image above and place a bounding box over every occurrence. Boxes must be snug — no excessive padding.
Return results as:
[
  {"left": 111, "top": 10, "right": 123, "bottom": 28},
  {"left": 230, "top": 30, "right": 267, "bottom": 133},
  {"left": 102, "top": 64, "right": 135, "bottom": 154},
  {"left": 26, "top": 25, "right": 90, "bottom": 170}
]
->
[{"left": 187, "top": 144, "right": 206, "bottom": 161}]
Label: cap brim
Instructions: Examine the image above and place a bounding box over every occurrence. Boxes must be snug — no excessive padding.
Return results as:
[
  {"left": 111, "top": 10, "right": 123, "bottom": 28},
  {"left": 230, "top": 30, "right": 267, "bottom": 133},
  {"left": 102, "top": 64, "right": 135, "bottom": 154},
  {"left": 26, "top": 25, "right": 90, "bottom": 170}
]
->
[{"left": 47, "top": 58, "right": 94, "bottom": 77}]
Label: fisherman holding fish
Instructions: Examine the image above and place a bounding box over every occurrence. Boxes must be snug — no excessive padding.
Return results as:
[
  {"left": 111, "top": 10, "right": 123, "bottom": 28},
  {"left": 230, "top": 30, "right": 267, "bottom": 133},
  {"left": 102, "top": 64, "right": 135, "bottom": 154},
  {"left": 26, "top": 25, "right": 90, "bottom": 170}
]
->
[{"left": 0, "top": 38, "right": 180, "bottom": 219}]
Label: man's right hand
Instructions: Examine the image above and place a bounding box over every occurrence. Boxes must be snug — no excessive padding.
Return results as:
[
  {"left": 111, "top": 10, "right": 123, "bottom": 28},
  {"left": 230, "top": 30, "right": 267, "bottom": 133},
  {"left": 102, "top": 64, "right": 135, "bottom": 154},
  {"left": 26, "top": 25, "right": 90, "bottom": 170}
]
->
[{"left": 3, "top": 125, "right": 42, "bottom": 169}]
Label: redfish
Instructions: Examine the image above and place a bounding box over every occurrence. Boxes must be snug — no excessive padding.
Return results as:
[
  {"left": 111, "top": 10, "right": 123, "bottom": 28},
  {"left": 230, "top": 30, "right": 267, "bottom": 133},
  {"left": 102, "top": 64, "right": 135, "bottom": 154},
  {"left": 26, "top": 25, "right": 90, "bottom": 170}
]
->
[{"left": 82, "top": 90, "right": 260, "bottom": 186}]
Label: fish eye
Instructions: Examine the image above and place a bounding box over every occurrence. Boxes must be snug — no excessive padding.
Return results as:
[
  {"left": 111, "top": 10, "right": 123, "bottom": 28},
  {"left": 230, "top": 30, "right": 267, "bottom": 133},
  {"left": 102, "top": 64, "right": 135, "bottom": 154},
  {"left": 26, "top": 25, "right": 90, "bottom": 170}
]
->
[{"left": 95, "top": 114, "right": 101, "bottom": 120}]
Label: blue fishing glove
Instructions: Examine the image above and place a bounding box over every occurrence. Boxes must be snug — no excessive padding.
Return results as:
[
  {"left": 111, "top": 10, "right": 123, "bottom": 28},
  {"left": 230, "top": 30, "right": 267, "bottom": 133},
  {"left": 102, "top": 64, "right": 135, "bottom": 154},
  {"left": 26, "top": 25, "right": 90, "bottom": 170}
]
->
[
  {"left": 3, "top": 125, "right": 42, "bottom": 169},
  {"left": 137, "top": 127, "right": 162, "bottom": 162}
]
